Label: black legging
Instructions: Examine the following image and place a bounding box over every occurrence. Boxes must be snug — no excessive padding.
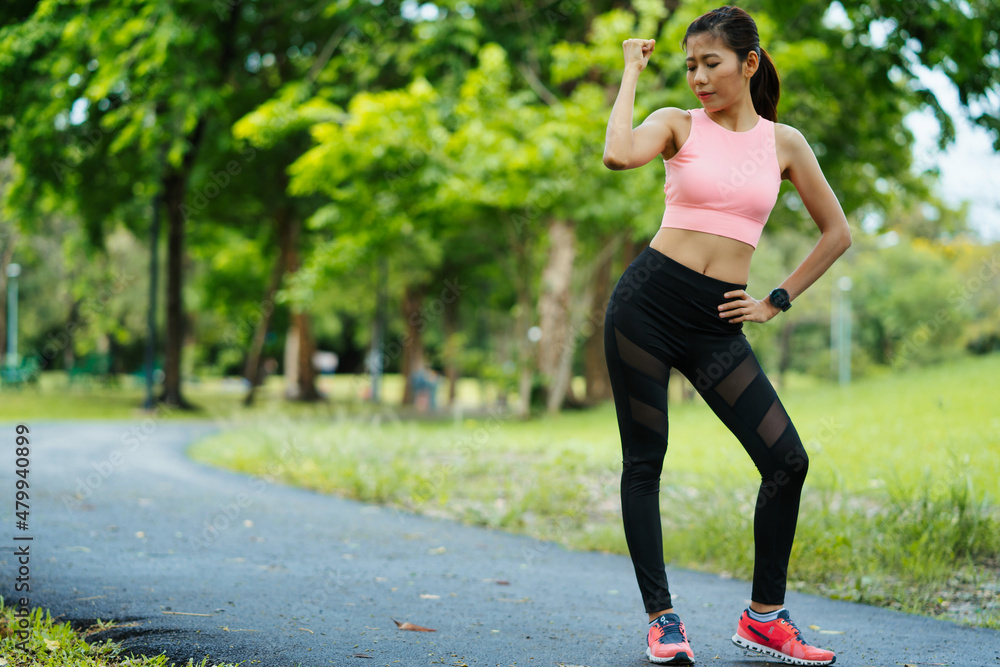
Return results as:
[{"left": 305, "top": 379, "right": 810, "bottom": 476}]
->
[{"left": 604, "top": 245, "right": 809, "bottom": 613}]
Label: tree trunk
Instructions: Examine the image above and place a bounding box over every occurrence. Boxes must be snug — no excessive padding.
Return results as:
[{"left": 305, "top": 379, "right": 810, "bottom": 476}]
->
[
  {"left": 536, "top": 219, "right": 576, "bottom": 414},
  {"left": 294, "top": 311, "right": 321, "bottom": 401},
  {"left": 242, "top": 214, "right": 289, "bottom": 406},
  {"left": 400, "top": 284, "right": 426, "bottom": 406},
  {"left": 584, "top": 234, "right": 615, "bottom": 403},
  {"left": 284, "top": 323, "right": 300, "bottom": 398},
  {"left": 280, "top": 214, "right": 321, "bottom": 402},
  {"left": 160, "top": 168, "right": 196, "bottom": 409}
]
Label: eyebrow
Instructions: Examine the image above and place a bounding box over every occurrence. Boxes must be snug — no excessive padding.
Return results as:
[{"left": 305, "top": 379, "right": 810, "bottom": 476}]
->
[{"left": 686, "top": 53, "right": 721, "bottom": 62}]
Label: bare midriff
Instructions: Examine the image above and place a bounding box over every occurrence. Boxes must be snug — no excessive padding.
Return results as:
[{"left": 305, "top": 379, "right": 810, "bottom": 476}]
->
[{"left": 649, "top": 226, "right": 754, "bottom": 285}]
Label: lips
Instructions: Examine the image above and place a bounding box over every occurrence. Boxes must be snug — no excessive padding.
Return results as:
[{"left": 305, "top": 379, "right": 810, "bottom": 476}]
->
[{"left": 697, "top": 92, "right": 713, "bottom": 99}]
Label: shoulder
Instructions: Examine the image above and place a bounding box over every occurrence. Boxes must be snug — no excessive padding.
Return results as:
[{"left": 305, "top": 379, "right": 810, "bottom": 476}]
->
[
  {"left": 644, "top": 106, "right": 693, "bottom": 127},
  {"left": 774, "top": 122, "right": 817, "bottom": 174},
  {"left": 648, "top": 107, "right": 695, "bottom": 141},
  {"left": 774, "top": 122, "right": 811, "bottom": 155}
]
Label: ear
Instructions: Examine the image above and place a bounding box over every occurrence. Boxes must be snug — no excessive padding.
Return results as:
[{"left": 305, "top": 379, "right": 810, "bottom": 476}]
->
[{"left": 744, "top": 50, "right": 760, "bottom": 78}]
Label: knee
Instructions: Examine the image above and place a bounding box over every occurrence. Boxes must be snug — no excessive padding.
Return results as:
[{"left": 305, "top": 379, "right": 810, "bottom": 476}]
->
[
  {"left": 778, "top": 445, "right": 809, "bottom": 484},
  {"left": 622, "top": 457, "right": 664, "bottom": 493}
]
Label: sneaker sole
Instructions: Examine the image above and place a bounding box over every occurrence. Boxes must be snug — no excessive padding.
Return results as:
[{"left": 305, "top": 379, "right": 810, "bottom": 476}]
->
[
  {"left": 646, "top": 647, "right": 695, "bottom": 665},
  {"left": 732, "top": 634, "right": 835, "bottom": 666}
]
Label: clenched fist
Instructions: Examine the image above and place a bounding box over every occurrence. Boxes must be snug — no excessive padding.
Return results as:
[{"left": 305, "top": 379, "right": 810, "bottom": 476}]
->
[{"left": 622, "top": 38, "right": 655, "bottom": 72}]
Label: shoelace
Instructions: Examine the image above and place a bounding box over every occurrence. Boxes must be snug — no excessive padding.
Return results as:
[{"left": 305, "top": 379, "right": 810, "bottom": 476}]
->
[
  {"left": 653, "top": 617, "right": 687, "bottom": 643},
  {"left": 779, "top": 617, "right": 804, "bottom": 642}
]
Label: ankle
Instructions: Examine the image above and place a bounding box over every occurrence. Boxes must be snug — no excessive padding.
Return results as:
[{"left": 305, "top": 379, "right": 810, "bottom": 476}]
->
[
  {"left": 749, "top": 602, "right": 782, "bottom": 614},
  {"left": 648, "top": 608, "right": 675, "bottom": 622}
]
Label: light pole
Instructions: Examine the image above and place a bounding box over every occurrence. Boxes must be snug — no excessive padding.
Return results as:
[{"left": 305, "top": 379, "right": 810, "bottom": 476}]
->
[
  {"left": 368, "top": 256, "right": 388, "bottom": 404},
  {"left": 837, "top": 276, "right": 853, "bottom": 386},
  {"left": 6, "top": 262, "right": 20, "bottom": 368}
]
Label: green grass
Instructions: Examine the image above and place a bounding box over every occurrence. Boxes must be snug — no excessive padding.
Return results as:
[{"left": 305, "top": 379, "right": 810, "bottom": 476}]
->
[
  {"left": 187, "top": 353, "right": 1000, "bottom": 629},
  {"left": 0, "top": 371, "right": 494, "bottom": 422},
  {"left": 0, "top": 598, "right": 241, "bottom": 667}
]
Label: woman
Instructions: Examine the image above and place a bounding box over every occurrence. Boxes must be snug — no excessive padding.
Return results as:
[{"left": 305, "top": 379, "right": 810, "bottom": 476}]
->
[{"left": 602, "top": 6, "right": 850, "bottom": 666}]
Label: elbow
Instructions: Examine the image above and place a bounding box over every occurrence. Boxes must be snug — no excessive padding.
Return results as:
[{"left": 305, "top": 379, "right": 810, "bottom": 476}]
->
[
  {"left": 603, "top": 155, "right": 625, "bottom": 171},
  {"left": 840, "top": 227, "right": 853, "bottom": 251},
  {"left": 825, "top": 222, "right": 852, "bottom": 253}
]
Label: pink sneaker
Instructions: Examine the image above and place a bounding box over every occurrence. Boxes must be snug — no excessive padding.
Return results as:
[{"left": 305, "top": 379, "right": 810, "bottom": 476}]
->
[
  {"left": 732, "top": 609, "right": 836, "bottom": 665},
  {"left": 646, "top": 613, "right": 695, "bottom": 664}
]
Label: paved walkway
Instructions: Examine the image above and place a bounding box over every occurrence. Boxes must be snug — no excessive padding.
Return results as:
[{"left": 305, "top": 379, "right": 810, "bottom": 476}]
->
[{"left": 2, "top": 422, "right": 998, "bottom": 666}]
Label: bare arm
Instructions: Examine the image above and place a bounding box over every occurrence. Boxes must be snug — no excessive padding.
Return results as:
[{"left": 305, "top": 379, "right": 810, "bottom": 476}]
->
[
  {"left": 603, "top": 39, "right": 674, "bottom": 170},
  {"left": 773, "top": 125, "right": 853, "bottom": 308},
  {"left": 719, "top": 125, "right": 852, "bottom": 324}
]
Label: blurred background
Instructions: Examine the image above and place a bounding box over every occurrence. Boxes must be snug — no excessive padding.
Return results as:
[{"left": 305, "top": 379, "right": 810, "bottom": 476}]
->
[
  {"left": 1, "top": 0, "right": 998, "bottom": 629},
  {"left": 0, "top": 0, "right": 998, "bottom": 415}
]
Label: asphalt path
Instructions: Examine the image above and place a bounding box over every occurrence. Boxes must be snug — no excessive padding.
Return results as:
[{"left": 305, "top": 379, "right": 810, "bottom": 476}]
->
[{"left": 1, "top": 421, "right": 999, "bottom": 666}]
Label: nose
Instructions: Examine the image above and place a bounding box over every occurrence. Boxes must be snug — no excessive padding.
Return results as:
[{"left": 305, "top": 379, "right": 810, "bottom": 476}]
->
[{"left": 693, "top": 66, "right": 708, "bottom": 85}]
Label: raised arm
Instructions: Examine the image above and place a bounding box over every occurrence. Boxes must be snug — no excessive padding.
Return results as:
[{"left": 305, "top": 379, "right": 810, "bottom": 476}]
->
[{"left": 603, "top": 39, "right": 674, "bottom": 171}]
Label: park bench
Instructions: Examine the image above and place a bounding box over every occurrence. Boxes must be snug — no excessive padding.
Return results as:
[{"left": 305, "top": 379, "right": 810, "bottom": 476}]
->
[
  {"left": 67, "top": 354, "right": 113, "bottom": 387},
  {"left": 0, "top": 359, "right": 40, "bottom": 390}
]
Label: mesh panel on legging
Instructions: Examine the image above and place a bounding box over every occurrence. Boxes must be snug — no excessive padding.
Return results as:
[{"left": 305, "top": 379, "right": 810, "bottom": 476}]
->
[
  {"left": 681, "top": 338, "right": 809, "bottom": 605},
  {"left": 605, "top": 320, "right": 675, "bottom": 614}
]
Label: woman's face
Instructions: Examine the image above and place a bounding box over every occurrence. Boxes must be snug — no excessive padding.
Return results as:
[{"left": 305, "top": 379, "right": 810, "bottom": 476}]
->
[{"left": 684, "top": 32, "right": 754, "bottom": 111}]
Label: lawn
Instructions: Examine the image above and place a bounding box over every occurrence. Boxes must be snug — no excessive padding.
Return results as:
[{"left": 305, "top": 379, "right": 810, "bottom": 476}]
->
[{"left": 187, "top": 353, "right": 1000, "bottom": 629}]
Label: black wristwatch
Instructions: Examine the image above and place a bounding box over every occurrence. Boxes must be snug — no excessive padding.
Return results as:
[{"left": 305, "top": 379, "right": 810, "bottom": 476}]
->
[{"left": 769, "top": 287, "right": 792, "bottom": 312}]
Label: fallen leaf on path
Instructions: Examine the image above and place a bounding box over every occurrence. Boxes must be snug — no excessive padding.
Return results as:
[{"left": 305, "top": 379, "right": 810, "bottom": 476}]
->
[
  {"left": 392, "top": 618, "right": 436, "bottom": 632},
  {"left": 298, "top": 627, "right": 313, "bottom": 633},
  {"left": 351, "top": 653, "right": 373, "bottom": 658},
  {"left": 419, "top": 594, "right": 440, "bottom": 599},
  {"left": 819, "top": 629, "right": 845, "bottom": 634},
  {"left": 428, "top": 546, "right": 447, "bottom": 554},
  {"left": 495, "top": 580, "right": 510, "bottom": 585},
  {"left": 808, "top": 624, "right": 820, "bottom": 630}
]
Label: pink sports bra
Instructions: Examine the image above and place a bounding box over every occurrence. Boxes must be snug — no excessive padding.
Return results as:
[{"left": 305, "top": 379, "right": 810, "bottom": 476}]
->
[{"left": 660, "top": 107, "right": 781, "bottom": 249}]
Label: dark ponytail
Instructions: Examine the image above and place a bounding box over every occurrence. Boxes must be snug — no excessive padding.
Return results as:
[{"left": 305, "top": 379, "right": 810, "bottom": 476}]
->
[{"left": 682, "top": 6, "right": 781, "bottom": 122}]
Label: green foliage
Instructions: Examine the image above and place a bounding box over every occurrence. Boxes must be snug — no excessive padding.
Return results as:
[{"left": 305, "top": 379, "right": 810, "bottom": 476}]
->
[
  {"left": 2, "top": 0, "right": 998, "bottom": 390},
  {"left": 0, "top": 598, "right": 240, "bottom": 666}
]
